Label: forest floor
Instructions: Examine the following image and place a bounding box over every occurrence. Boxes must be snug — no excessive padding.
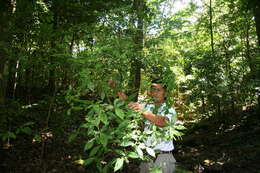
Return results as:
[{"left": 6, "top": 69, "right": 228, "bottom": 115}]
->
[
  {"left": 174, "top": 108, "right": 260, "bottom": 173},
  {"left": 1, "top": 104, "right": 260, "bottom": 173}
]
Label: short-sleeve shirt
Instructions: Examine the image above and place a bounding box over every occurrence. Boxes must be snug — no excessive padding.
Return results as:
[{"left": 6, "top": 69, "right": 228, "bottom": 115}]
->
[{"left": 142, "top": 103, "right": 176, "bottom": 152}]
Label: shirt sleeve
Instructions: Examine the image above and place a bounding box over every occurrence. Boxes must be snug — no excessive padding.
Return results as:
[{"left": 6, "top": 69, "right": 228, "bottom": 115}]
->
[{"left": 164, "top": 107, "right": 176, "bottom": 122}]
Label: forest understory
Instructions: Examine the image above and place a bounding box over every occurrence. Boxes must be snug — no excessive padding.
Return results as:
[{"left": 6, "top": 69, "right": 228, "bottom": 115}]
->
[{"left": 1, "top": 103, "right": 259, "bottom": 173}]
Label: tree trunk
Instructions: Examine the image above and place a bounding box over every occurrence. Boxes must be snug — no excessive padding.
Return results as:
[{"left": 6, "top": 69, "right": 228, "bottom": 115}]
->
[
  {"left": 48, "top": 5, "right": 58, "bottom": 95},
  {"left": 217, "top": 96, "right": 221, "bottom": 117},
  {"left": 0, "top": 55, "right": 8, "bottom": 105},
  {"left": 253, "top": 2, "right": 260, "bottom": 47},
  {"left": 129, "top": 0, "right": 144, "bottom": 101},
  {"left": 252, "top": 1, "right": 260, "bottom": 114},
  {"left": 6, "top": 58, "right": 16, "bottom": 99},
  {"left": 209, "top": 0, "right": 214, "bottom": 54},
  {"left": 202, "top": 94, "right": 206, "bottom": 114},
  {"left": 0, "top": 0, "right": 13, "bottom": 104}
]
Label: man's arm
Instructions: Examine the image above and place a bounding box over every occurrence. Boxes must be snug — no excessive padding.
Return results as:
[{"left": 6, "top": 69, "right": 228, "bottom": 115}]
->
[
  {"left": 109, "top": 80, "right": 169, "bottom": 126},
  {"left": 129, "top": 103, "right": 169, "bottom": 127},
  {"left": 143, "top": 111, "right": 169, "bottom": 127}
]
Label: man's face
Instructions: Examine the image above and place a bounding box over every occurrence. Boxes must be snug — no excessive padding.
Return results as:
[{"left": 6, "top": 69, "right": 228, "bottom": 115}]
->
[{"left": 149, "top": 83, "right": 165, "bottom": 102}]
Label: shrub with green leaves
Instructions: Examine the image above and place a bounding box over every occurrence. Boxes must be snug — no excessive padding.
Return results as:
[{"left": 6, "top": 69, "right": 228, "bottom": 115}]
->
[
  {"left": 67, "top": 92, "right": 185, "bottom": 172},
  {"left": 0, "top": 101, "right": 34, "bottom": 144}
]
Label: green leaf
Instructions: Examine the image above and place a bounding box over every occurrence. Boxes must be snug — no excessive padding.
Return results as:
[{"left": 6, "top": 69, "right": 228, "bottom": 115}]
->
[
  {"left": 7, "top": 132, "right": 16, "bottom": 139},
  {"left": 68, "top": 133, "right": 78, "bottom": 142},
  {"left": 96, "top": 161, "right": 103, "bottom": 172},
  {"left": 115, "top": 149, "right": 125, "bottom": 155},
  {"left": 150, "top": 167, "right": 163, "bottom": 173},
  {"left": 84, "top": 158, "right": 95, "bottom": 166},
  {"left": 120, "top": 140, "right": 134, "bottom": 147},
  {"left": 20, "top": 127, "right": 32, "bottom": 135},
  {"left": 33, "top": 135, "right": 41, "bottom": 142},
  {"left": 114, "top": 158, "right": 124, "bottom": 172},
  {"left": 81, "top": 123, "right": 90, "bottom": 128},
  {"left": 84, "top": 138, "right": 95, "bottom": 151},
  {"left": 67, "top": 109, "right": 71, "bottom": 116},
  {"left": 72, "top": 98, "right": 92, "bottom": 105},
  {"left": 127, "top": 152, "right": 139, "bottom": 159},
  {"left": 113, "top": 99, "right": 120, "bottom": 107},
  {"left": 23, "top": 122, "right": 34, "bottom": 126},
  {"left": 174, "top": 125, "right": 186, "bottom": 130},
  {"left": 101, "top": 92, "right": 105, "bottom": 100},
  {"left": 106, "top": 105, "right": 114, "bottom": 110},
  {"left": 99, "top": 133, "right": 108, "bottom": 147},
  {"left": 136, "top": 146, "right": 143, "bottom": 158},
  {"left": 115, "top": 108, "right": 124, "bottom": 119},
  {"left": 102, "top": 164, "right": 109, "bottom": 173},
  {"left": 93, "top": 105, "right": 101, "bottom": 114},
  {"left": 92, "top": 119, "right": 100, "bottom": 127},
  {"left": 171, "top": 130, "right": 184, "bottom": 137},
  {"left": 88, "top": 82, "right": 95, "bottom": 91},
  {"left": 117, "top": 101, "right": 125, "bottom": 107},
  {"left": 100, "top": 113, "right": 108, "bottom": 125},
  {"left": 72, "top": 106, "right": 83, "bottom": 110},
  {"left": 146, "top": 147, "right": 156, "bottom": 158},
  {"left": 89, "top": 145, "right": 101, "bottom": 157}
]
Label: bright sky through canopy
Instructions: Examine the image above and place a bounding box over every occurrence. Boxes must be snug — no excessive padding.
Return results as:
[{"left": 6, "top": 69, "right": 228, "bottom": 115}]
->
[{"left": 161, "top": 0, "right": 203, "bottom": 16}]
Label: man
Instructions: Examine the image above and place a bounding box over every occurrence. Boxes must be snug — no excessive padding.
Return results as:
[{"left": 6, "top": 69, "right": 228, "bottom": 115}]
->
[
  {"left": 109, "top": 79, "right": 177, "bottom": 173},
  {"left": 129, "top": 81, "right": 176, "bottom": 173}
]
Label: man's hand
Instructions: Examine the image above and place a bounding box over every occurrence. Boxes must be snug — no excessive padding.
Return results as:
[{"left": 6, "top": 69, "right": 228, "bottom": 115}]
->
[
  {"left": 118, "top": 91, "right": 127, "bottom": 101},
  {"left": 108, "top": 79, "right": 127, "bottom": 101},
  {"left": 108, "top": 79, "right": 116, "bottom": 87},
  {"left": 128, "top": 103, "right": 143, "bottom": 111}
]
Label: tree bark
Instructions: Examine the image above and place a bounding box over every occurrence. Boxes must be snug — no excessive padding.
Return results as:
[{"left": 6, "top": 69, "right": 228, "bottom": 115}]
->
[
  {"left": 48, "top": 4, "right": 58, "bottom": 95},
  {"left": 0, "top": 54, "right": 8, "bottom": 105},
  {"left": 209, "top": 0, "right": 214, "bottom": 54},
  {"left": 253, "top": 2, "right": 260, "bottom": 47},
  {"left": 0, "top": 0, "right": 13, "bottom": 104},
  {"left": 6, "top": 58, "right": 16, "bottom": 99},
  {"left": 129, "top": 0, "right": 144, "bottom": 101}
]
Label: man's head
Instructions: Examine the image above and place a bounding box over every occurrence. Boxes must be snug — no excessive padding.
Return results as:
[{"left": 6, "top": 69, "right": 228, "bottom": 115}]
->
[{"left": 149, "top": 79, "right": 166, "bottom": 104}]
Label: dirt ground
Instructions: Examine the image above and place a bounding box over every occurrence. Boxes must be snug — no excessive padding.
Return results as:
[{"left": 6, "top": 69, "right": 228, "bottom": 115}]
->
[{"left": 174, "top": 110, "right": 260, "bottom": 173}]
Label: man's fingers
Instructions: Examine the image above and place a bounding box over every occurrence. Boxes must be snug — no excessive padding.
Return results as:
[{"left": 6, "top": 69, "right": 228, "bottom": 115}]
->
[
  {"left": 108, "top": 79, "right": 116, "bottom": 87},
  {"left": 128, "top": 103, "right": 136, "bottom": 107},
  {"left": 128, "top": 103, "right": 142, "bottom": 111},
  {"left": 128, "top": 103, "right": 137, "bottom": 109}
]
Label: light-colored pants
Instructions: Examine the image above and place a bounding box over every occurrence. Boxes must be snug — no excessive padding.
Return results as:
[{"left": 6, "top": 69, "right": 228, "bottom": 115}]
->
[{"left": 139, "top": 153, "right": 176, "bottom": 173}]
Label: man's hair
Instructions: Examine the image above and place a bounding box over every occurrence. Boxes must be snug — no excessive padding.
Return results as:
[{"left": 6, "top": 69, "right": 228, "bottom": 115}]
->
[{"left": 151, "top": 78, "right": 167, "bottom": 90}]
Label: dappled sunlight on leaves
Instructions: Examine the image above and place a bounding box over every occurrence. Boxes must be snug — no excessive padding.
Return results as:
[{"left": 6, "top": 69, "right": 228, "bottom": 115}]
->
[{"left": 21, "top": 103, "right": 39, "bottom": 109}]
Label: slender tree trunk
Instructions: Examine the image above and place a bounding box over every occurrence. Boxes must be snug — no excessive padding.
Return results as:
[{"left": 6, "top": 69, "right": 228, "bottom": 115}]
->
[
  {"left": 0, "top": 0, "right": 13, "bottom": 104},
  {"left": 202, "top": 94, "right": 206, "bottom": 114},
  {"left": 48, "top": 6, "right": 58, "bottom": 94},
  {"left": 217, "top": 97, "right": 221, "bottom": 117},
  {"left": 252, "top": 1, "right": 260, "bottom": 114},
  {"left": 0, "top": 55, "right": 8, "bottom": 105},
  {"left": 13, "top": 59, "right": 20, "bottom": 99},
  {"left": 253, "top": 2, "right": 260, "bottom": 48},
  {"left": 6, "top": 57, "right": 16, "bottom": 99},
  {"left": 129, "top": 0, "right": 144, "bottom": 101},
  {"left": 209, "top": 0, "right": 214, "bottom": 54}
]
